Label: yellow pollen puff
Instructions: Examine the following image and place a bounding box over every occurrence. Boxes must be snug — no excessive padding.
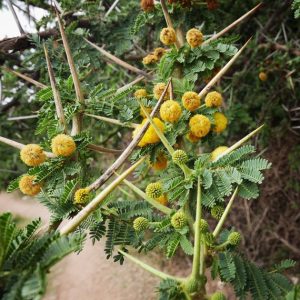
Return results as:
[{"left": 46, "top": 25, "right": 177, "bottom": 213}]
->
[
  {"left": 152, "top": 153, "right": 168, "bottom": 171},
  {"left": 51, "top": 134, "right": 76, "bottom": 157},
  {"left": 132, "top": 118, "right": 165, "bottom": 147},
  {"left": 140, "top": 106, "right": 153, "bottom": 118},
  {"left": 74, "top": 188, "right": 90, "bottom": 205},
  {"left": 213, "top": 112, "right": 228, "bottom": 134},
  {"left": 19, "top": 175, "right": 42, "bottom": 196},
  {"left": 153, "top": 82, "right": 170, "bottom": 100},
  {"left": 211, "top": 146, "right": 228, "bottom": 161},
  {"left": 20, "top": 144, "right": 46, "bottom": 167},
  {"left": 186, "top": 131, "right": 200, "bottom": 143},
  {"left": 134, "top": 89, "right": 148, "bottom": 99},
  {"left": 205, "top": 91, "right": 223, "bottom": 108},
  {"left": 156, "top": 194, "right": 168, "bottom": 206},
  {"left": 182, "top": 91, "right": 201, "bottom": 111},
  {"left": 142, "top": 54, "right": 158, "bottom": 65},
  {"left": 153, "top": 47, "right": 166, "bottom": 59},
  {"left": 160, "top": 100, "right": 182, "bottom": 123},
  {"left": 259, "top": 72, "right": 268, "bottom": 81},
  {"left": 189, "top": 114, "right": 211, "bottom": 138},
  {"left": 186, "top": 28, "right": 204, "bottom": 48},
  {"left": 160, "top": 27, "right": 177, "bottom": 46}
]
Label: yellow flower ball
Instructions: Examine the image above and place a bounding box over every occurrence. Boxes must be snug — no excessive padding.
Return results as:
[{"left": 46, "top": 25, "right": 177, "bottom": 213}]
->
[
  {"left": 20, "top": 144, "right": 46, "bottom": 167},
  {"left": 160, "top": 100, "right": 182, "bottom": 123},
  {"left": 134, "top": 89, "right": 148, "bottom": 99},
  {"left": 189, "top": 114, "right": 211, "bottom": 138},
  {"left": 259, "top": 71, "right": 268, "bottom": 81},
  {"left": 132, "top": 118, "right": 165, "bottom": 147},
  {"left": 19, "top": 175, "right": 42, "bottom": 196},
  {"left": 156, "top": 194, "right": 168, "bottom": 206},
  {"left": 140, "top": 106, "right": 153, "bottom": 118},
  {"left": 142, "top": 54, "right": 158, "bottom": 65},
  {"left": 152, "top": 153, "right": 168, "bottom": 171},
  {"left": 74, "top": 188, "right": 90, "bottom": 205},
  {"left": 182, "top": 91, "right": 201, "bottom": 111},
  {"left": 205, "top": 91, "right": 223, "bottom": 108},
  {"left": 186, "top": 28, "right": 204, "bottom": 48},
  {"left": 160, "top": 27, "right": 177, "bottom": 46},
  {"left": 153, "top": 82, "right": 170, "bottom": 100},
  {"left": 51, "top": 134, "right": 76, "bottom": 157},
  {"left": 186, "top": 131, "right": 200, "bottom": 143},
  {"left": 211, "top": 146, "right": 228, "bottom": 161},
  {"left": 213, "top": 112, "right": 228, "bottom": 133},
  {"left": 153, "top": 47, "right": 166, "bottom": 59}
]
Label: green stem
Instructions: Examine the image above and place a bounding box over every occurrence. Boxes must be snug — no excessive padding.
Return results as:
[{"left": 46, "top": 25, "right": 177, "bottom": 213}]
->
[
  {"left": 214, "top": 241, "right": 230, "bottom": 251},
  {"left": 213, "top": 187, "right": 239, "bottom": 238},
  {"left": 191, "top": 177, "right": 202, "bottom": 279},
  {"left": 118, "top": 249, "right": 184, "bottom": 282},
  {"left": 121, "top": 177, "right": 172, "bottom": 215},
  {"left": 199, "top": 244, "right": 206, "bottom": 276}
]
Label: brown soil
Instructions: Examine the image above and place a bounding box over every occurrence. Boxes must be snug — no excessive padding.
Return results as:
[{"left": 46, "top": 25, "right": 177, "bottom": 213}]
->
[{"left": 0, "top": 192, "right": 233, "bottom": 300}]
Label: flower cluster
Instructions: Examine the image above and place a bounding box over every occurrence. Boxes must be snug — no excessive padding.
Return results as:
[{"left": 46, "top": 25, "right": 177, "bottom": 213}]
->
[
  {"left": 20, "top": 144, "right": 46, "bottom": 167},
  {"left": 19, "top": 175, "right": 42, "bottom": 196},
  {"left": 143, "top": 48, "right": 166, "bottom": 66}
]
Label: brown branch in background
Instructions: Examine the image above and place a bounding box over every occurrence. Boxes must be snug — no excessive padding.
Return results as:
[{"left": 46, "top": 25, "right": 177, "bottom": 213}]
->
[
  {"left": 258, "top": 43, "right": 300, "bottom": 57},
  {"left": 87, "top": 144, "right": 123, "bottom": 154},
  {"left": 88, "top": 79, "right": 172, "bottom": 191},
  {"left": 43, "top": 45, "right": 67, "bottom": 132}
]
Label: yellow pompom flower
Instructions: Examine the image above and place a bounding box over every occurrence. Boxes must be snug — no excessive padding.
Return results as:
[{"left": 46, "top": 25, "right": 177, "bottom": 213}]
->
[
  {"left": 186, "top": 131, "right": 200, "bottom": 143},
  {"left": 134, "top": 89, "right": 148, "bottom": 99},
  {"left": 20, "top": 144, "right": 46, "bottom": 167},
  {"left": 205, "top": 91, "right": 223, "bottom": 107},
  {"left": 160, "top": 27, "right": 177, "bottom": 45},
  {"left": 132, "top": 118, "right": 165, "bottom": 147},
  {"left": 156, "top": 194, "right": 168, "bottom": 206},
  {"left": 152, "top": 153, "right": 168, "bottom": 171},
  {"left": 189, "top": 114, "right": 211, "bottom": 138},
  {"left": 74, "top": 188, "right": 90, "bottom": 205},
  {"left": 259, "top": 71, "right": 268, "bottom": 81},
  {"left": 153, "top": 82, "right": 170, "bottom": 100},
  {"left": 19, "top": 175, "right": 42, "bottom": 196},
  {"left": 160, "top": 100, "right": 182, "bottom": 123},
  {"left": 140, "top": 106, "right": 153, "bottom": 118},
  {"left": 142, "top": 54, "right": 158, "bottom": 65},
  {"left": 182, "top": 91, "right": 201, "bottom": 111},
  {"left": 213, "top": 112, "right": 228, "bottom": 133},
  {"left": 51, "top": 134, "right": 76, "bottom": 157},
  {"left": 186, "top": 28, "right": 204, "bottom": 48},
  {"left": 211, "top": 146, "right": 228, "bottom": 161},
  {"left": 153, "top": 47, "right": 166, "bottom": 59}
]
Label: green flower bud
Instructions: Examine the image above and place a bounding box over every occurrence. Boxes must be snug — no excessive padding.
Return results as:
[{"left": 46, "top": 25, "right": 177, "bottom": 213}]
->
[
  {"left": 171, "top": 211, "right": 187, "bottom": 229},
  {"left": 211, "top": 205, "right": 224, "bottom": 220},
  {"left": 205, "top": 232, "right": 215, "bottom": 246},
  {"left": 133, "top": 217, "right": 149, "bottom": 232},
  {"left": 183, "top": 278, "right": 199, "bottom": 294},
  {"left": 145, "top": 182, "right": 162, "bottom": 199},
  {"left": 172, "top": 150, "right": 188, "bottom": 165},
  {"left": 228, "top": 232, "right": 241, "bottom": 245},
  {"left": 199, "top": 219, "right": 209, "bottom": 232},
  {"left": 210, "top": 291, "right": 227, "bottom": 300}
]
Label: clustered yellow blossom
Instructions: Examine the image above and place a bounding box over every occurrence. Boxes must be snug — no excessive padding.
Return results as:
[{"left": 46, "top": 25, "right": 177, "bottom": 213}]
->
[
  {"left": 186, "top": 28, "right": 204, "bottom": 48},
  {"left": 152, "top": 153, "right": 168, "bottom": 171},
  {"left": 213, "top": 112, "right": 228, "bottom": 133},
  {"left": 153, "top": 47, "right": 166, "bottom": 59},
  {"left": 211, "top": 146, "right": 228, "bottom": 161},
  {"left": 186, "top": 131, "right": 201, "bottom": 143},
  {"left": 259, "top": 71, "right": 268, "bottom": 81},
  {"left": 156, "top": 194, "right": 168, "bottom": 206},
  {"left": 20, "top": 144, "right": 46, "bottom": 167},
  {"left": 205, "top": 91, "right": 223, "bottom": 107},
  {"left": 160, "top": 100, "right": 182, "bottom": 123},
  {"left": 182, "top": 91, "right": 201, "bottom": 111},
  {"left": 134, "top": 89, "right": 148, "bottom": 99},
  {"left": 19, "top": 175, "right": 42, "bottom": 196},
  {"left": 142, "top": 54, "right": 158, "bottom": 65},
  {"left": 74, "top": 188, "right": 90, "bottom": 205},
  {"left": 132, "top": 118, "right": 165, "bottom": 147},
  {"left": 153, "top": 82, "right": 170, "bottom": 100},
  {"left": 140, "top": 0, "right": 155, "bottom": 12},
  {"left": 160, "top": 27, "right": 177, "bottom": 46},
  {"left": 189, "top": 114, "right": 211, "bottom": 138},
  {"left": 51, "top": 134, "right": 76, "bottom": 157}
]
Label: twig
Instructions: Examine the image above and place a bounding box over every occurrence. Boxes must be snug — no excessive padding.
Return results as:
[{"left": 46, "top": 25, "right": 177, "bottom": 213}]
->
[
  {"left": 7, "top": 115, "right": 38, "bottom": 121},
  {"left": 84, "top": 38, "right": 150, "bottom": 78},
  {"left": 6, "top": 0, "right": 25, "bottom": 35},
  {"left": 87, "top": 144, "right": 123, "bottom": 154},
  {"left": 105, "top": 0, "right": 120, "bottom": 17},
  {"left": 87, "top": 79, "right": 171, "bottom": 191},
  {"left": 44, "top": 44, "right": 67, "bottom": 132},
  {"left": 84, "top": 113, "right": 139, "bottom": 128},
  {"left": 199, "top": 38, "right": 252, "bottom": 98}
]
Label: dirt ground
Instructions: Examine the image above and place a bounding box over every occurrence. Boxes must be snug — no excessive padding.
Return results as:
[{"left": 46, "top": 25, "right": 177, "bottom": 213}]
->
[{"left": 0, "top": 192, "right": 232, "bottom": 300}]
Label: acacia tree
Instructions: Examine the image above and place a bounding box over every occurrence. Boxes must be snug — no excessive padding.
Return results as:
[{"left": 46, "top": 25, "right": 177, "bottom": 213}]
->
[{"left": 0, "top": 1, "right": 299, "bottom": 299}]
